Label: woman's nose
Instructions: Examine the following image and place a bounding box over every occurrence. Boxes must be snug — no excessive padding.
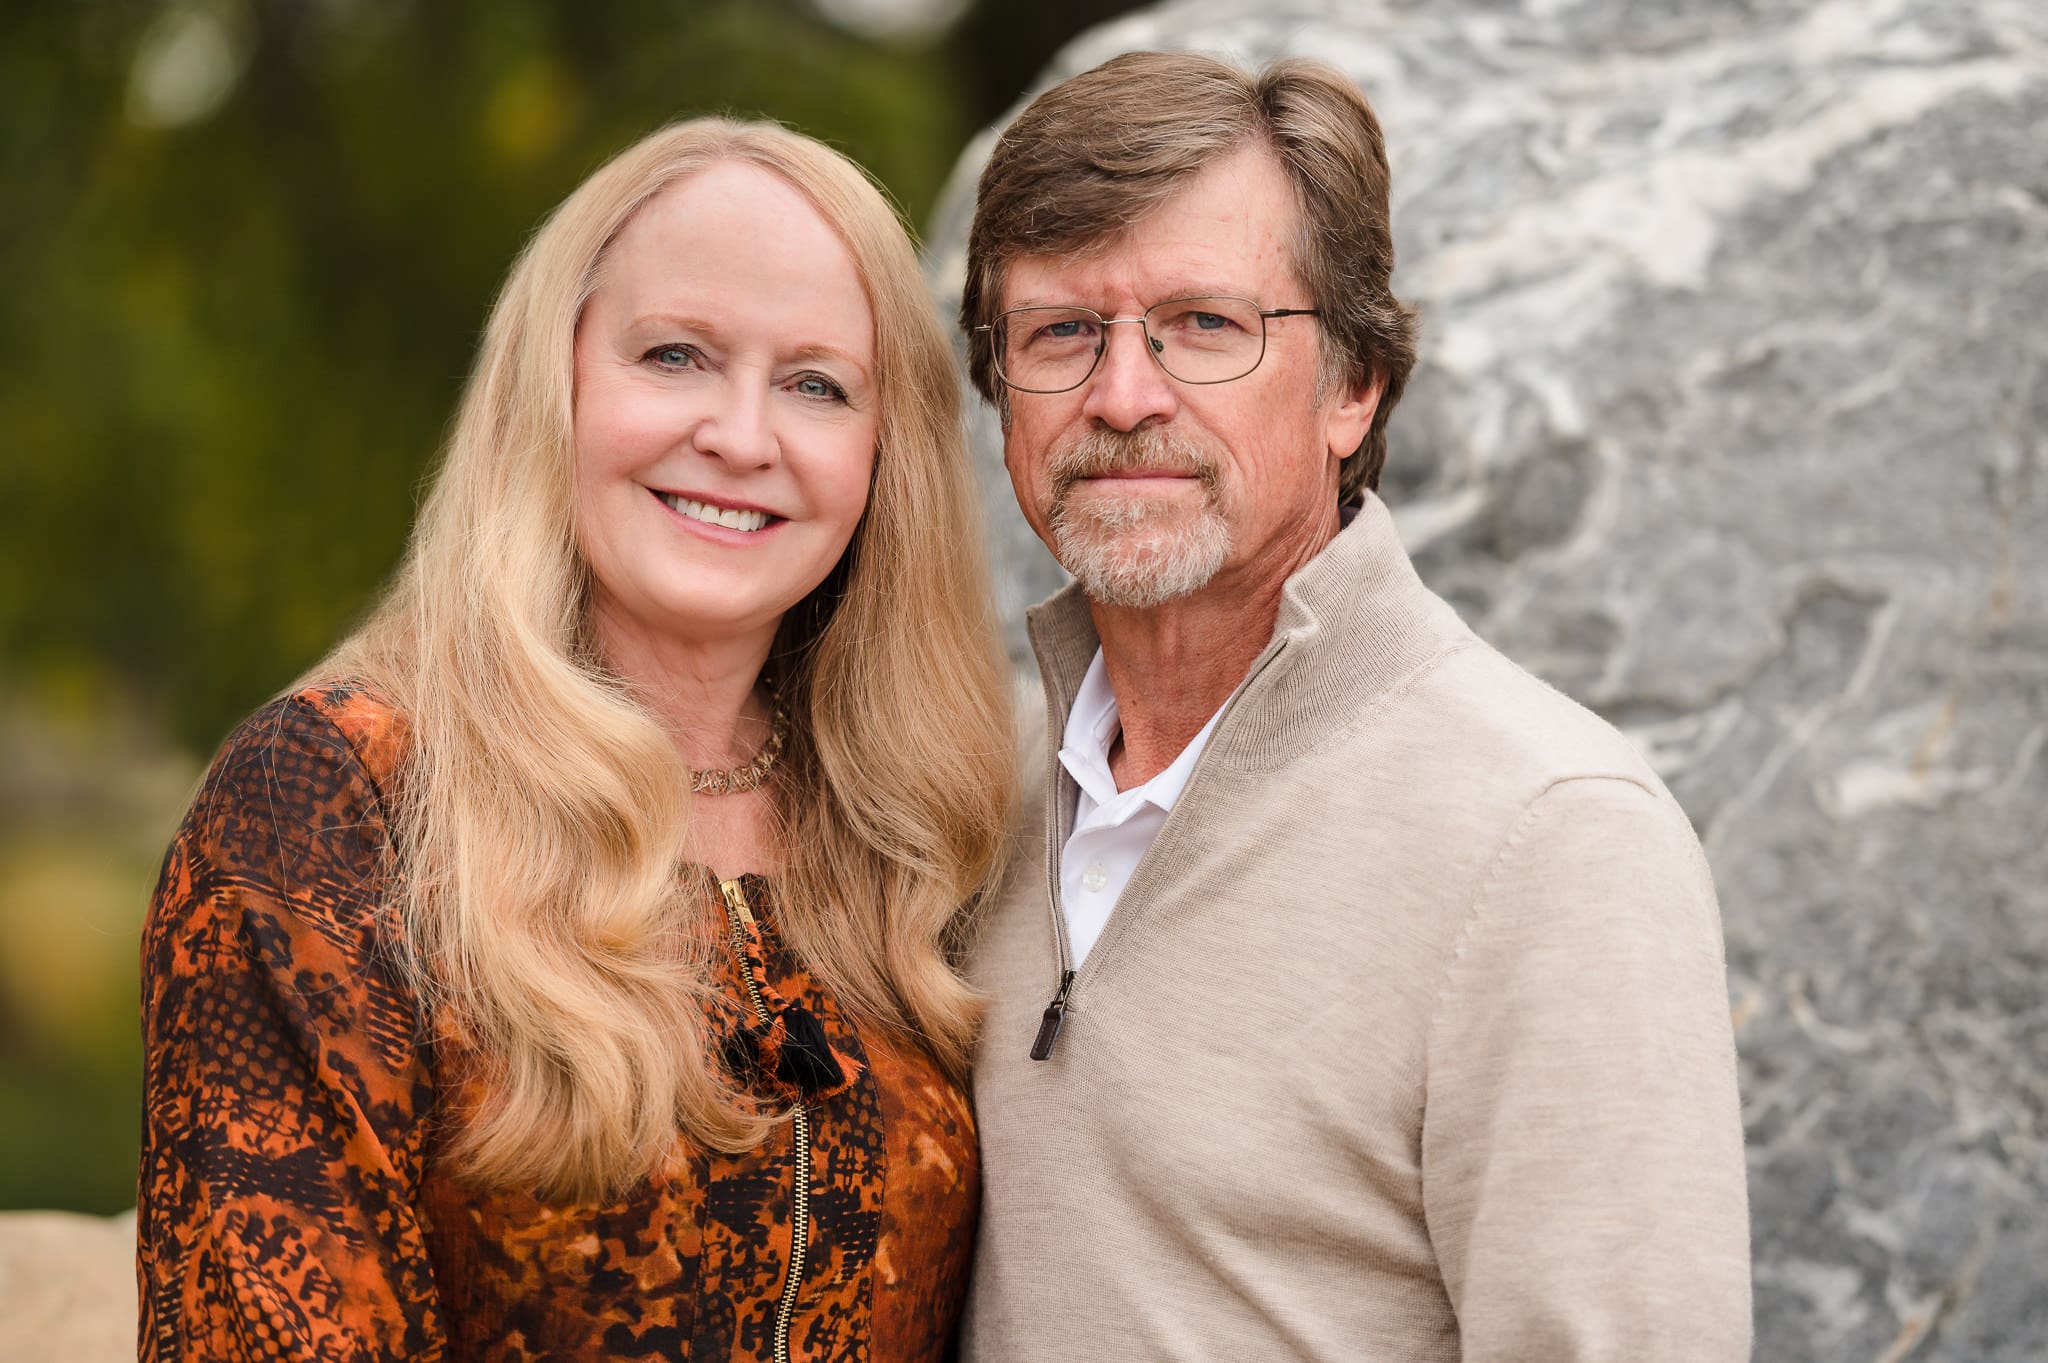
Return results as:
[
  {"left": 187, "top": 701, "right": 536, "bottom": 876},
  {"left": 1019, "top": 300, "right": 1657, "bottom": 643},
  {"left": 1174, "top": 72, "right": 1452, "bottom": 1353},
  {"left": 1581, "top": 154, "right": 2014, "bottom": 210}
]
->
[{"left": 691, "top": 376, "right": 779, "bottom": 468}]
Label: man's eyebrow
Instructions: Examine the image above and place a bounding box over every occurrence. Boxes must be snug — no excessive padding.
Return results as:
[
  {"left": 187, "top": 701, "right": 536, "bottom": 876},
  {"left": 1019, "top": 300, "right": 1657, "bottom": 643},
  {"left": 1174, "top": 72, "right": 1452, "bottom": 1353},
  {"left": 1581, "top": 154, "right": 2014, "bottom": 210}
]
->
[
  {"left": 1003, "top": 283, "right": 1247, "bottom": 311},
  {"left": 1142, "top": 280, "right": 1242, "bottom": 302}
]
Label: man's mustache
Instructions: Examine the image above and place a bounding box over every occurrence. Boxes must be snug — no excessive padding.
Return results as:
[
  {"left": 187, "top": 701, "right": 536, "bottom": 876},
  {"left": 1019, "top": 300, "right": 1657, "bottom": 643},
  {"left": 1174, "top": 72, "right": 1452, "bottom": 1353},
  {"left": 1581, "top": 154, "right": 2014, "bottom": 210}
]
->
[{"left": 1046, "top": 427, "right": 1220, "bottom": 496}]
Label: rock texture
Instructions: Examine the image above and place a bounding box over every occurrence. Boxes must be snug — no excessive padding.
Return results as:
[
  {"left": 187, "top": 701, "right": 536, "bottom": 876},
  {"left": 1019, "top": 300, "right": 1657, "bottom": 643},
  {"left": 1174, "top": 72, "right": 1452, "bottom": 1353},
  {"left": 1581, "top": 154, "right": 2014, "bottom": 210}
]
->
[
  {"left": 0, "top": 1210, "right": 134, "bottom": 1361},
  {"left": 926, "top": 2, "right": 2048, "bottom": 1359}
]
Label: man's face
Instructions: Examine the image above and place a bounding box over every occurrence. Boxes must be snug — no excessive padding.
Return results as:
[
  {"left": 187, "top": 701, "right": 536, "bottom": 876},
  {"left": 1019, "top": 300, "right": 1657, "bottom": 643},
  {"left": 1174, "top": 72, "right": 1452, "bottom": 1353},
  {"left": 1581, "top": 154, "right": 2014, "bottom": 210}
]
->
[{"left": 997, "top": 145, "right": 1377, "bottom": 610}]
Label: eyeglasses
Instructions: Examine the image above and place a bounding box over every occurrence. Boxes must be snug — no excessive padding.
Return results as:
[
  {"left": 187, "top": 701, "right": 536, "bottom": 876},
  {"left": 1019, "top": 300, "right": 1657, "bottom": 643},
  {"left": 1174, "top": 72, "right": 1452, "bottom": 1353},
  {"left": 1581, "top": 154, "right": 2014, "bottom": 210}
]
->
[{"left": 976, "top": 294, "right": 1319, "bottom": 394}]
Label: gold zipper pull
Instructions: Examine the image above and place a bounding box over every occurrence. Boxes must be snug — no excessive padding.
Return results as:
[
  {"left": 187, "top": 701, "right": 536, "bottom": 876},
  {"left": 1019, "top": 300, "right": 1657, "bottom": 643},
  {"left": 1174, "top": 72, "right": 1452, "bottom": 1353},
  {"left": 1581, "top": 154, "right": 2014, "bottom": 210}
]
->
[{"left": 720, "top": 877, "right": 756, "bottom": 927}]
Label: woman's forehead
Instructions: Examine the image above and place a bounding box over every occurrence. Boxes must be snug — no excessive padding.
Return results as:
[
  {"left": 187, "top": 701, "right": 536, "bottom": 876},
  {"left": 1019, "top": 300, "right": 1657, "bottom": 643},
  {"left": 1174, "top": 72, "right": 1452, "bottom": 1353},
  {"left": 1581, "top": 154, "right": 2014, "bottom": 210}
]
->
[{"left": 596, "top": 164, "right": 875, "bottom": 359}]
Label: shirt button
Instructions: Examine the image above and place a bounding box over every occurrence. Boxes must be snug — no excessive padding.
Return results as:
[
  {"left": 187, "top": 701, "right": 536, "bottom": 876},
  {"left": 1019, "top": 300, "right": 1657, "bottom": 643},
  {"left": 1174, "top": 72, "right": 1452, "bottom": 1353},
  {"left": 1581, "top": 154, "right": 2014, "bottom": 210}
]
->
[{"left": 1081, "top": 863, "right": 1109, "bottom": 893}]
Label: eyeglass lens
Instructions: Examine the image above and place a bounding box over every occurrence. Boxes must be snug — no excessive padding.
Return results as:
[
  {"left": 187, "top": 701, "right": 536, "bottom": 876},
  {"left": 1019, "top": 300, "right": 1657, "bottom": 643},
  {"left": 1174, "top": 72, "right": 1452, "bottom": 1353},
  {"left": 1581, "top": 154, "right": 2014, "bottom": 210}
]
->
[{"left": 996, "top": 296, "right": 1269, "bottom": 392}]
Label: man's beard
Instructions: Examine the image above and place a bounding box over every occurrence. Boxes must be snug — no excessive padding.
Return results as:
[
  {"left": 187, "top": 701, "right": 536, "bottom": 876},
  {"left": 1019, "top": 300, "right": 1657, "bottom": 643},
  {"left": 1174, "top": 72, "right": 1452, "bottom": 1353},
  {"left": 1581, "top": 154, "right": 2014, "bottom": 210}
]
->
[{"left": 1045, "top": 427, "right": 1230, "bottom": 608}]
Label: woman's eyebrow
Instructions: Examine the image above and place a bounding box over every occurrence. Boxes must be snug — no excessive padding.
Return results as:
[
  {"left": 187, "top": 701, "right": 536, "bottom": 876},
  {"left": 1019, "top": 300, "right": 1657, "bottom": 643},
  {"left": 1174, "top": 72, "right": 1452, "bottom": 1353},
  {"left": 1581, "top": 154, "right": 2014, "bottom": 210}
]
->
[
  {"left": 621, "top": 316, "right": 869, "bottom": 381},
  {"left": 786, "top": 343, "right": 872, "bottom": 383},
  {"left": 624, "top": 311, "right": 720, "bottom": 335}
]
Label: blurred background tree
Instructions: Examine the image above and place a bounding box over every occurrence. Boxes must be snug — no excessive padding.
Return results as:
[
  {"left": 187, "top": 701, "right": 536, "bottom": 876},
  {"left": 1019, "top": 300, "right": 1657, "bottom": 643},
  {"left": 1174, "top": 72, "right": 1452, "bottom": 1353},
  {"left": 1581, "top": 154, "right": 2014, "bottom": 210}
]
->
[{"left": 0, "top": 0, "right": 1139, "bottom": 1215}]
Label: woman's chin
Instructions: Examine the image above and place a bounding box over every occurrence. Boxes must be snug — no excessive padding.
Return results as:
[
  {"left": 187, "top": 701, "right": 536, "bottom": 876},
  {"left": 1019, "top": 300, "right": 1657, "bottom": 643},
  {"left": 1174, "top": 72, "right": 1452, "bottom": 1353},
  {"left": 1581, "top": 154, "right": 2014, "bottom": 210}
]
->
[{"left": 591, "top": 581, "right": 814, "bottom": 657}]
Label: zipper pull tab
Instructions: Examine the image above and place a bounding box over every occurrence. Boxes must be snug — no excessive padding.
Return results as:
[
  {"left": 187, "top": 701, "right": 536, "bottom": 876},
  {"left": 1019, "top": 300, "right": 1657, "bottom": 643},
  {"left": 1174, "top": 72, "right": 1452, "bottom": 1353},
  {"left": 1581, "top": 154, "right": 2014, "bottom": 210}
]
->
[
  {"left": 719, "top": 877, "right": 756, "bottom": 927},
  {"left": 1030, "top": 970, "right": 1077, "bottom": 1061}
]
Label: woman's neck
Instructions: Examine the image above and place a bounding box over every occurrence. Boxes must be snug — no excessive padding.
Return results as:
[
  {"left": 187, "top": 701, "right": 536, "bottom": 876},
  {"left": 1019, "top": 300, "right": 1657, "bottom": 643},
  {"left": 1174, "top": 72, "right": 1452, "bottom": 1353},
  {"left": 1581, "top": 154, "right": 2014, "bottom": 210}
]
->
[
  {"left": 585, "top": 597, "right": 788, "bottom": 881},
  {"left": 588, "top": 599, "right": 780, "bottom": 770}
]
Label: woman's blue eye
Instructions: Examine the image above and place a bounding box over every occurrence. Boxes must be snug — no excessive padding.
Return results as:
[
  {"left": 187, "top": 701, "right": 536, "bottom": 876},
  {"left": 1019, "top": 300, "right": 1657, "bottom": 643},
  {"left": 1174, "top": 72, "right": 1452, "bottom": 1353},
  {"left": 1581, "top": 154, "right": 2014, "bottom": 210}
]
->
[
  {"left": 645, "top": 344, "right": 697, "bottom": 368},
  {"left": 794, "top": 375, "right": 846, "bottom": 401}
]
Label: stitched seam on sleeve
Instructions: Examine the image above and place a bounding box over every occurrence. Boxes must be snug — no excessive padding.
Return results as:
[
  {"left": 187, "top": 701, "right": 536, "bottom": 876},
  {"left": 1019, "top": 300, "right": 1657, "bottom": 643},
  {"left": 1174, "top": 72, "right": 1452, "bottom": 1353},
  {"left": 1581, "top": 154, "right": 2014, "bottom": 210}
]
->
[
  {"left": 1416, "top": 773, "right": 1665, "bottom": 1294},
  {"left": 1421, "top": 773, "right": 1662, "bottom": 1062}
]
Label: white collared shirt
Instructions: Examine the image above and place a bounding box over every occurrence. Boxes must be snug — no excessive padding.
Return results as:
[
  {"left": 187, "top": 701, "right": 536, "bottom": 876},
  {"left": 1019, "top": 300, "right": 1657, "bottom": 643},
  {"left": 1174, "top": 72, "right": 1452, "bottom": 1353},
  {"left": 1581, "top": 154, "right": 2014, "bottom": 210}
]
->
[{"left": 1056, "top": 649, "right": 1231, "bottom": 967}]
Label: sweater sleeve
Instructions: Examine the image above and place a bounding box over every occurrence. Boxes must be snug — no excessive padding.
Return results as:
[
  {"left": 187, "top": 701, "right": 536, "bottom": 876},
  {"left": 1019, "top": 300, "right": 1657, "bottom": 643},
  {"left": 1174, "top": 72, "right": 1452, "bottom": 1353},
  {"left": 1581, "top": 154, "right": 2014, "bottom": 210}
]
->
[
  {"left": 137, "top": 695, "right": 447, "bottom": 1362},
  {"left": 1420, "top": 776, "right": 1751, "bottom": 1362}
]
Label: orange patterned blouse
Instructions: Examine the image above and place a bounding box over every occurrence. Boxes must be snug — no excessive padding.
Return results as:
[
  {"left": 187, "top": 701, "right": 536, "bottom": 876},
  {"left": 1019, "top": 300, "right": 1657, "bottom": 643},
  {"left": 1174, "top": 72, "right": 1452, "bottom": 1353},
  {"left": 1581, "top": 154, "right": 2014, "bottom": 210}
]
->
[{"left": 138, "top": 683, "right": 980, "bottom": 1362}]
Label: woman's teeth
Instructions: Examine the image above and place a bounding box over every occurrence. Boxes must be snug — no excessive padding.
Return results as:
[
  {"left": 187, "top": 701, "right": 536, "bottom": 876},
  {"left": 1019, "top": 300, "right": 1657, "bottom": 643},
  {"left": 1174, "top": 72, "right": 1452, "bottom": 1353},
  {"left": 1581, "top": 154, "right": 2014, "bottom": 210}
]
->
[{"left": 659, "top": 493, "right": 772, "bottom": 532}]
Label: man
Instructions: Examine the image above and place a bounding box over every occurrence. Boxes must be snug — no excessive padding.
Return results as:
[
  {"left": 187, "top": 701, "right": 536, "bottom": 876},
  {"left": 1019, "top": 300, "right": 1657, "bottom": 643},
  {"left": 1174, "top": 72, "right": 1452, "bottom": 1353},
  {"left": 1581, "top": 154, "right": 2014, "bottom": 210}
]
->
[{"left": 957, "top": 50, "right": 1751, "bottom": 1361}]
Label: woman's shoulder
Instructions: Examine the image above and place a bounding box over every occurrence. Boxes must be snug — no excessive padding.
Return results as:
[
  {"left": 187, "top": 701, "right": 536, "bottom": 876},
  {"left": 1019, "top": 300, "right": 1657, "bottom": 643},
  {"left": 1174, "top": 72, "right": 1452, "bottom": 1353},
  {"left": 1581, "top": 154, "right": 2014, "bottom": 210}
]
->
[
  {"left": 203, "top": 678, "right": 411, "bottom": 809},
  {"left": 145, "top": 683, "right": 434, "bottom": 1196},
  {"left": 151, "top": 681, "right": 423, "bottom": 1038},
  {"left": 175, "top": 680, "right": 413, "bottom": 933}
]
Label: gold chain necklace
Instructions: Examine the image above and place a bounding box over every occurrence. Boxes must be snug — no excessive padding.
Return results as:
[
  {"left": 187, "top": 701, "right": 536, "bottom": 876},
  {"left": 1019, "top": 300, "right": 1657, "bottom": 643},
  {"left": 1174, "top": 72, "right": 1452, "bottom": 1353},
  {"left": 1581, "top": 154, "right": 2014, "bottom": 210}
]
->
[{"left": 689, "top": 691, "right": 789, "bottom": 796}]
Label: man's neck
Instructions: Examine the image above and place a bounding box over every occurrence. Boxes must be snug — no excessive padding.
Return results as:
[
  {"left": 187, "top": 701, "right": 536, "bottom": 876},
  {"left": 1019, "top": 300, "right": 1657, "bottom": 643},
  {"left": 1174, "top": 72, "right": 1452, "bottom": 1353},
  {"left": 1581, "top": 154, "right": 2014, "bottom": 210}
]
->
[{"left": 1088, "top": 564, "right": 1294, "bottom": 793}]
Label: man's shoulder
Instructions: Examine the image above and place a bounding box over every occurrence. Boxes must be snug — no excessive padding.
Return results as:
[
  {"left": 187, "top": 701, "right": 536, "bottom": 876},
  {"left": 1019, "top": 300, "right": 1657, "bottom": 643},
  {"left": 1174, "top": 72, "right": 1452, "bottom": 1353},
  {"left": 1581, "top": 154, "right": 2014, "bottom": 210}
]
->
[
  {"left": 1269, "top": 626, "right": 1692, "bottom": 880},
  {"left": 1379, "top": 630, "right": 1662, "bottom": 792}
]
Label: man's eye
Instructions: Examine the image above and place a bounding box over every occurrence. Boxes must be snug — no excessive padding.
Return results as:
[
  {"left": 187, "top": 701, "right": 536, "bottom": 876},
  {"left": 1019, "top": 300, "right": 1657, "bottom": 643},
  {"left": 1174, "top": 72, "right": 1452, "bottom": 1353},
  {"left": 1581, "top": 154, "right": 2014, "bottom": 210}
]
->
[
  {"left": 1191, "top": 312, "right": 1230, "bottom": 331},
  {"left": 644, "top": 344, "right": 698, "bottom": 368},
  {"left": 1033, "top": 316, "right": 1100, "bottom": 345}
]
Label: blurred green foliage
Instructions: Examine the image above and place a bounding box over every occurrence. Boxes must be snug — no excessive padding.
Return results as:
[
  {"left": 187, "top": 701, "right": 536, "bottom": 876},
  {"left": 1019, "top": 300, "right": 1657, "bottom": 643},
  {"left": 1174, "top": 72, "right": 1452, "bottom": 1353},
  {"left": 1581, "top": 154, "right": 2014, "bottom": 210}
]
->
[
  {"left": 0, "top": 0, "right": 1136, "bottom": 1215},
  {"left": 2, "top": 0, "right": 982, "bottom": 749}
]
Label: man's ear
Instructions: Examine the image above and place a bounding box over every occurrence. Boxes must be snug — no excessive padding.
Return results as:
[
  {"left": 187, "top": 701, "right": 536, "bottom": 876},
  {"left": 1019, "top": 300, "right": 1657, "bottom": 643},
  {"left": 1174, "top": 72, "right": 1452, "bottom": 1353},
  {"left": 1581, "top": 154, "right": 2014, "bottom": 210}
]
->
[{"left": 1325, "top": 367, "right": 1385, "bottom": 464}]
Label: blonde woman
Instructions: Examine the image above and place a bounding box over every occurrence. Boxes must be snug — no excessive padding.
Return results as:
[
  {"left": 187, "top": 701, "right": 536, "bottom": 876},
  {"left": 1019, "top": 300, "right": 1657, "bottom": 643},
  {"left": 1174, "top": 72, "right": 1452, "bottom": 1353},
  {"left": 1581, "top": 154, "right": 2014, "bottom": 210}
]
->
[{"left": 137, "top": 119, "right": 1013, "bottom": 1362}]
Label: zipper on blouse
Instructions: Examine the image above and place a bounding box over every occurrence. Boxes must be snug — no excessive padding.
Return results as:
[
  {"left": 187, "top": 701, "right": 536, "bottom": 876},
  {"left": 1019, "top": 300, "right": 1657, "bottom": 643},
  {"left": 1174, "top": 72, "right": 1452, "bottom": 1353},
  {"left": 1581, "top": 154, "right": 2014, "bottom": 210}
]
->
[{"left": 720, "top": 877, "right": 811, "bottom": 1363}]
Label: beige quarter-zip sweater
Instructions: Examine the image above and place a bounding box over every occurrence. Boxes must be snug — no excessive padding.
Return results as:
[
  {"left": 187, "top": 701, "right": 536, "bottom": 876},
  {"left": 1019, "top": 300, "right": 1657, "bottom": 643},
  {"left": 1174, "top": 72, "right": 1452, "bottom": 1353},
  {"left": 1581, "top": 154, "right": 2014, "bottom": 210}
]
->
[{"left": 962, "top": 494, "right": 1751, "bottom": 1362}]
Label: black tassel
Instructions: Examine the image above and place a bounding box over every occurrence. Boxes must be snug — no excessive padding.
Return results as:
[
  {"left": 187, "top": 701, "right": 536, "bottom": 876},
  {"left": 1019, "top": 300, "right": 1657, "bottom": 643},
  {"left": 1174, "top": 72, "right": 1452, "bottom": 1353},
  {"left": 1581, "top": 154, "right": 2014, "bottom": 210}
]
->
[{"left": 777, "top": 1004, "right": 845, "bottom": 1094}]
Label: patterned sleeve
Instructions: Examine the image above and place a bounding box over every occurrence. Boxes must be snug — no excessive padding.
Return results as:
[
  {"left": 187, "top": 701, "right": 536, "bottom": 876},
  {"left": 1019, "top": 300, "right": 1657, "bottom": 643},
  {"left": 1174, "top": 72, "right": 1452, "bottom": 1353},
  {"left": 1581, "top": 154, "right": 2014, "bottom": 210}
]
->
[{"left": 138, "top": 695, "right": 448, "bottom": 1362}]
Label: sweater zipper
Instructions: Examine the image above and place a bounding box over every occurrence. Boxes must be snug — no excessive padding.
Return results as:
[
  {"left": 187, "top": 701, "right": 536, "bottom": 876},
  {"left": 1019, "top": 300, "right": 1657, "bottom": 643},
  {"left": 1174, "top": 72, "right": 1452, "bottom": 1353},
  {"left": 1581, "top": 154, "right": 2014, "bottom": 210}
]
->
[
  {"left": 1027, "top": 632, "right": 1294, "bottom": 1061},
  {"left": 1032, "top": 656, "right": 1080, "bottom": 1060},
  {"left": 721, "top": 877, "right": 811, "bottom": 1363},
  {"left": 1030, "top": 968, "right": 1077, "bottom": 1061}
]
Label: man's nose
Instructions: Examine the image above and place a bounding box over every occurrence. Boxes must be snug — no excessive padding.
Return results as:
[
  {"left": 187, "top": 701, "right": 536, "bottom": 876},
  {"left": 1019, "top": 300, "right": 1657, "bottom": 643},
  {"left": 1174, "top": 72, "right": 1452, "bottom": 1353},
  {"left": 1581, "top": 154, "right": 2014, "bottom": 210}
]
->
[
  {"left": 1080, "top": 318, "right": 1179, "bottom": 432},
  {"left": 691, "top": 376, "right": 779, "bottom": 468}
]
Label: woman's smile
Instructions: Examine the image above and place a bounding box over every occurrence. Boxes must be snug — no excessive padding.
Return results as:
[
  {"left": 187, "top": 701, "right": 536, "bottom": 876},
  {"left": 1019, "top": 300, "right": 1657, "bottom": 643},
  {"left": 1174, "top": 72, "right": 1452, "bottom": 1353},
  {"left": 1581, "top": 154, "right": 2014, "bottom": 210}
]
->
[{"left": 652, "top": 487, "right": 782, "bottom": 536}]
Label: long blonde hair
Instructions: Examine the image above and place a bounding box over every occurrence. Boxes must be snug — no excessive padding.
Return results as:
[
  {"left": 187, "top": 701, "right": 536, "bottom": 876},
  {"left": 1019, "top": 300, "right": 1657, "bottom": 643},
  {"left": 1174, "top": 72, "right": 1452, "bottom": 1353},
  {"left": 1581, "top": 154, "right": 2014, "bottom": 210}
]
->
[{"left": 318, "top": 119, "right": 1013, "bottom": 1200}]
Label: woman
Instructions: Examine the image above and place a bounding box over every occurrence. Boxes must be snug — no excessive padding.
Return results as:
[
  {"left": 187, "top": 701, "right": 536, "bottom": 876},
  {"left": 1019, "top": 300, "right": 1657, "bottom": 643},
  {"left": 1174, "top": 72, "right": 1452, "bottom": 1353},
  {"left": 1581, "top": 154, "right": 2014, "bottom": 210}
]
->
[{"left": 138, "top": 119, "right": 1014, "bottom": 1362}]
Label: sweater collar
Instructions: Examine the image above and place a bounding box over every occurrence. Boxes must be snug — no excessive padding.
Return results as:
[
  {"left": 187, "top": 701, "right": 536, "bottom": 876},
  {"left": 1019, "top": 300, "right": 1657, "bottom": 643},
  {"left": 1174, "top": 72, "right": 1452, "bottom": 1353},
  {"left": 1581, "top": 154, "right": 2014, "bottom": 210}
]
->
[{"left": 1024, "top": 491, "right": 1472, "bottom": 773}]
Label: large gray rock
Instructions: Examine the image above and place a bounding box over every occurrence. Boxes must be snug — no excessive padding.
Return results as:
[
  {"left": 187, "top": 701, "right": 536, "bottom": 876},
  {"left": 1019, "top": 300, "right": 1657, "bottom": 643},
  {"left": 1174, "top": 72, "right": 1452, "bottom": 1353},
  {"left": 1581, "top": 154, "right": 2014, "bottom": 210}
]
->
[{"left": 926, "top": 2, "right": 2048, "bottom": 1358}]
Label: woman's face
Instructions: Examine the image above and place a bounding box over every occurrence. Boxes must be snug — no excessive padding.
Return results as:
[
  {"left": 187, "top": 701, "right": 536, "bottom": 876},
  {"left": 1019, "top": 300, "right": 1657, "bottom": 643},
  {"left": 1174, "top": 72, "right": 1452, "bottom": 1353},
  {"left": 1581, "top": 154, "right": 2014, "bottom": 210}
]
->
[{"left": 572, "top": 161, "right": 879, "bottom": 663}]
